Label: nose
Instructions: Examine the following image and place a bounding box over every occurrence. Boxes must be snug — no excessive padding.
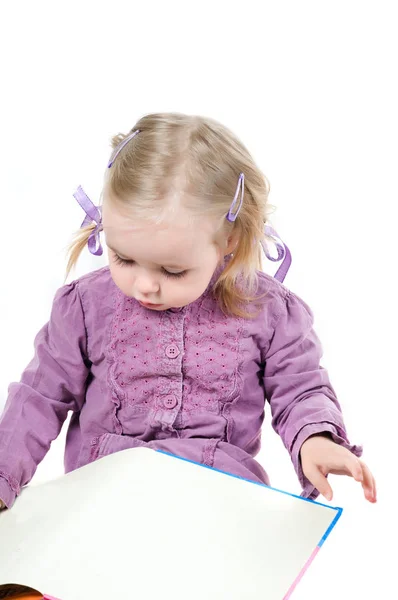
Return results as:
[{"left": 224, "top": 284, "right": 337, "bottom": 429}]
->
[{"left": 135, "top": 270, "right": 160, "bottom": 297}]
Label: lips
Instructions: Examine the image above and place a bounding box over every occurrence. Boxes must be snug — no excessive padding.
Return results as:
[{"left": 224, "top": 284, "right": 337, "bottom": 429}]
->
[{"left": 138, "top": 300, "right": 163, "bottom": 309}]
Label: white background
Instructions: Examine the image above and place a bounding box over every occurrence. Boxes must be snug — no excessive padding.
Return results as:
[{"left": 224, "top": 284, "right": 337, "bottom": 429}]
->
[{"left": 0, "top": 1, "right": 396, "bottom": 597}]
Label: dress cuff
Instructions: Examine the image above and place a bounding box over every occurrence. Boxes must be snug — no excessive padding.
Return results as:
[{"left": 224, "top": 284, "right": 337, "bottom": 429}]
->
[{"left": 0, "top": 475, "right": 17, "bottom": 509}]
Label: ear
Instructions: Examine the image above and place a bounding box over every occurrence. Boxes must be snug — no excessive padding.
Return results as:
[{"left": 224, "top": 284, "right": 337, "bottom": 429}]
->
[{"left": 224, "top": 232, "right": 239, "bottom": 256}]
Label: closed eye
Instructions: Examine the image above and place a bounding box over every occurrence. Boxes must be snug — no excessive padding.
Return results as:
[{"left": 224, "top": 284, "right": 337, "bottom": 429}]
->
[
  {"left": 113, "top": 255, "right": 134, "bottom": 267},
  {"left": 113, "top": 255, "right": 187, "bottom": 279},
  {"left": 162, "top": 270, "right": 187, "bottom": 279}
]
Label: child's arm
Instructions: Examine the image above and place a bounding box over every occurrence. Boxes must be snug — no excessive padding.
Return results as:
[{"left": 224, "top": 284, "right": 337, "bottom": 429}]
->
[
  {"left": 263, "top": 288, "right": 365, "bottom": 500},
  {"left": 0, "top": 281, "right": 90, "bottom": 509}
]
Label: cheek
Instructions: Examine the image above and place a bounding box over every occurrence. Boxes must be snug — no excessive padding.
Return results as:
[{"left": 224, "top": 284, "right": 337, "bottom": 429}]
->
[
  {"left": 109, "top": 264, "right": 133, "bottom": 294},
  {"left": 173, "top": 268, "right": 215, "bottom": 302}
]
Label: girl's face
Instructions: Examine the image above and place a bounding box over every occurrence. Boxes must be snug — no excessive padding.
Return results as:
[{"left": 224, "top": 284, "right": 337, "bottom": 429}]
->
[{"left": 102, "top": 200, "right": 226, "bottom": 310}]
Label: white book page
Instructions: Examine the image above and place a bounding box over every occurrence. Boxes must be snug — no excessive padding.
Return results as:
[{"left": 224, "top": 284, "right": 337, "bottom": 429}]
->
[{"left": 0, "top": 448, "right": 340, "bottom": 600}]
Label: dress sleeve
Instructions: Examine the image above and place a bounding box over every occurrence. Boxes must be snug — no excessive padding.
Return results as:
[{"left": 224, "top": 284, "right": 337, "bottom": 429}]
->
[
  {"left": 0, "top": 280, "right": 90, "bottom": 508},
  {"left": 263, "top": 289, "right": 362, "bottom": 499}
]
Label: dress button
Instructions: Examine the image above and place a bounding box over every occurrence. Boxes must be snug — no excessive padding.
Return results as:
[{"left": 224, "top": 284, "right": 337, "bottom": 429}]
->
[
  {"left": 163, "top": 395, "right": 178, "bottom": 409},
  {"left": 165, "top": 344, "right": 180, "bottom": 358}
]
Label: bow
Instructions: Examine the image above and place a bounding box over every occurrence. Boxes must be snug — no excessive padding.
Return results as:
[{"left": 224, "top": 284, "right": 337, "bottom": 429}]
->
[{"left": 73, "top": 185, "right": 103, "bottom": 256}]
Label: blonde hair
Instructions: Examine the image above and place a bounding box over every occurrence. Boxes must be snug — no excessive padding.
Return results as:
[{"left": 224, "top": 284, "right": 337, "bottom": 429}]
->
[{"left": 66, "top": 112, "right": 275, "bottom": 317}]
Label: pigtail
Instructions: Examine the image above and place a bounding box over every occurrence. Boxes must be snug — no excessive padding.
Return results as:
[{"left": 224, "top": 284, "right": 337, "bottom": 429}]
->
[
  {"left": 214, "top": 216, "right": 267, "bottom": 318},
  {"left": 65, "top": 223, "right": 97, "bottom": 281}
]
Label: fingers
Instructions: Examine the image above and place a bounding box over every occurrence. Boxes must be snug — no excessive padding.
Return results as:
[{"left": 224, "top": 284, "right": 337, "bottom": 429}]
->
[
  {"left": 345, "top": 455, "right": 364, "bottom": 482},
  {"left": 344, "top": 456, "right": 377, "bottom": 503},
  {"left": 372, "top": 474, "right": 377, "bottom": 502},
  {"left": 340, "top": 456, "right": 377, "bottom": 503},
  {"left": 305, "top": 465, "right": 334, "bottom": 501},
  {"left": 360, "top": 461, "right": 377, "bottom": 503}
]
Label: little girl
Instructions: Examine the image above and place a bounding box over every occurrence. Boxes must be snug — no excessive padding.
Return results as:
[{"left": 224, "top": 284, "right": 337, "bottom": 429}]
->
[{"left": 0, "top": 112, "right": 376, "bottom": 510}]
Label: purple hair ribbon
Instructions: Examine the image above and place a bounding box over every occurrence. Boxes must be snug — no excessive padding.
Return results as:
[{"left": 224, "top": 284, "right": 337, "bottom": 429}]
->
[
  {"left": 73, "top": 185, "right": 103, "bottom": 256},
  {"left": 261, "top": 225, "right": 292, "bottom": 283}
]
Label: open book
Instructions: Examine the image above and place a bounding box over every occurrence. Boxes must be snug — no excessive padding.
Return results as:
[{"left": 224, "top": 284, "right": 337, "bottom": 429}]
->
[{"left": 0, "top": 448, "right": 342, "bottom": 599}]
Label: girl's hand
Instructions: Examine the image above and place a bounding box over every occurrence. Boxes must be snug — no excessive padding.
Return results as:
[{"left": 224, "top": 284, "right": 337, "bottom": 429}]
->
[
  {"left": 300, "top": 434, "right": 377, "bottom": 503},
  {"left": 0, "top": 499, "right": 5, "bottom": 510}
]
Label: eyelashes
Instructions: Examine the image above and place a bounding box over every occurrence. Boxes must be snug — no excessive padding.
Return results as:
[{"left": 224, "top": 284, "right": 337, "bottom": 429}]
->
[
  {"left": 112, "top": 255, "right": 135, "bottom": 268},
  {"left": 162, "top": 270, "right": 187, "bottom": 280},
  {"left": 112, "top": 254, "right": 187, "bottom": 279}
]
